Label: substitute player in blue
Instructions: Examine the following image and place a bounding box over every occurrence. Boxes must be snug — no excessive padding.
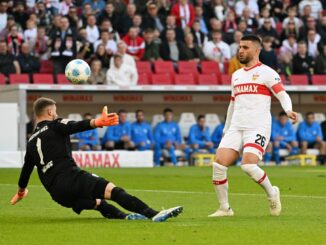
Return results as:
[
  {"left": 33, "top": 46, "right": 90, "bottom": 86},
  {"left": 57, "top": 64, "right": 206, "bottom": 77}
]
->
[
  {"left": 131, "top": 110, "right": 153, "bottom": 151},
  {"left": 102, "top": 109, "right": 134, "bottom": 150},
  {"left": 297, "top": 112, "right": 326, "bottom": 163},
  {"left": 211, "top": 123, "right": 225, "bottom": 148},
  {"left": 188, "top": 115, "right": 214, "bottom": 154},
  {"left": 154, "top": 108, "right": 183, "bottom": 166},
  {"left": 74, "top": 113, "right": 101, "bottom": 151},
  {"left": 272, "top": 112, "right": 299, "bottom": 164}
]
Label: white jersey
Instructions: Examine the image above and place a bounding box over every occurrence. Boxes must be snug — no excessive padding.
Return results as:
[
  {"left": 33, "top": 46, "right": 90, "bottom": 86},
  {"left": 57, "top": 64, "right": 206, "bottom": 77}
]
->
[{"left": 228, "top": 63, "right": 285, "bottom": 131}]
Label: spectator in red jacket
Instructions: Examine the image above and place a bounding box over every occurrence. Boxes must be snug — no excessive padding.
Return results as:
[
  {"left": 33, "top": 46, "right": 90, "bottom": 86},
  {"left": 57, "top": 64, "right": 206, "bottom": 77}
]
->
[
  {"left": 170, "top": 0, "right": 195, "bottom": 30},
  {"left": 122, "top": 27, "right": 145, "bottom": 61}
]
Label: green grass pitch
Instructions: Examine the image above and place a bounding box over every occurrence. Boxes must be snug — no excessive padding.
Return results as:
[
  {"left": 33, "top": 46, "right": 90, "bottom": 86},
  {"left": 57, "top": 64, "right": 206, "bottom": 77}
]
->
[{"left": 0, "top": 166, "right": 326, "bottom": 245}]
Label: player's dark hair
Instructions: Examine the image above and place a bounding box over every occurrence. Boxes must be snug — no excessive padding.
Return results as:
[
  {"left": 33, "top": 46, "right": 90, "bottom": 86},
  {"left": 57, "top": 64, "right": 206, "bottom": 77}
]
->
[
  {"left": 279, "top": 111, "right": 287, "bottom": 117},
  {"left": 197, "top": 115, "right": 205, "bottom": 121},
  {"left": 241, "top": 35, "right": 262, "bottom": 47},
  {"left": 163, "top": 108, "right": 173, "bottom": 114},
  {"left": 135, "top": 109, "right": 144, "bottom": 115},
  {"left": 83, "top": 113, "right": 92, "bottom": 118},
  {"left": 33, "top": 97, "right": 56, "bottom": 117},
  {"left": 306, "top": 112, "right": 314, "bottom": 117},
  {"left": 118, "top": 109, "right": 127, "bottom": 114}
]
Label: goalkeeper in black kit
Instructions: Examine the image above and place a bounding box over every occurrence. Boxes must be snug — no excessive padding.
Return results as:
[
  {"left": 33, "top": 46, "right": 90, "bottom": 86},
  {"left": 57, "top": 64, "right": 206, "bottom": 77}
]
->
[{"left": 11, "top": 97, "right": 183, "bottom": 222}]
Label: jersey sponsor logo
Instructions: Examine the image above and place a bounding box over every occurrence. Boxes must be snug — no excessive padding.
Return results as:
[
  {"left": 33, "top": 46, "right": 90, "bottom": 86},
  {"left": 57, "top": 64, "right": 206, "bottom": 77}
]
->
[
  {"left": 28, "top": 126, "right": 49, "bottom": 142},
  {"left": 73, "top": 152, "right": 120, "bottom": 168},
  {"left": 252, "top": 74, "right": 259, "bottom": 81},
  {"left": 60, "top": 119, "right": 72, "bottom": 124},
  {"left": 234, "top": 83, "right": 271, "bottom": 97}
]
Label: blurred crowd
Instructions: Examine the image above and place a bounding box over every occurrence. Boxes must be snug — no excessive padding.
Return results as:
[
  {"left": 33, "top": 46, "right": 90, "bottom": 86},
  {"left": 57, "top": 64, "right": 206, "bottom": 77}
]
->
[{"left": 0, "top": 0, "right": 325, "bottom": 85}]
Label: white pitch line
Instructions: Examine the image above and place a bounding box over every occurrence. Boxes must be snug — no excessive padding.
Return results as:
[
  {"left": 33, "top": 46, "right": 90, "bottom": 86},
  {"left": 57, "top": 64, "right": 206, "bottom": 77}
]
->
[{"left": 1, "top": 183, "right": 325, "bottom": 200}]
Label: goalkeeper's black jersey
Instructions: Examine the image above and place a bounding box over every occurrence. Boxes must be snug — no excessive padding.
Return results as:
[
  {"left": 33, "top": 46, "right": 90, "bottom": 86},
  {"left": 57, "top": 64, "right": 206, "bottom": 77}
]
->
[{"left": 18, "top": 118, "right": 93, "bottom": 191}]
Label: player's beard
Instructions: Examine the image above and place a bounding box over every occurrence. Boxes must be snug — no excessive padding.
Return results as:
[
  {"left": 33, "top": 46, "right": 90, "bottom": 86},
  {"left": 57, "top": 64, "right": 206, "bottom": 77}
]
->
[{"left": 239, "top": 54, "right": 252, "bottom": 64}]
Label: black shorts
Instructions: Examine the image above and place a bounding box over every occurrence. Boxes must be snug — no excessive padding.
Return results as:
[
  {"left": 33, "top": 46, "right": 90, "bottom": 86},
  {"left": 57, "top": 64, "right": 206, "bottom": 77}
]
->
[{"left": 49, "top": 167, "right": 109, "bottom": 208}]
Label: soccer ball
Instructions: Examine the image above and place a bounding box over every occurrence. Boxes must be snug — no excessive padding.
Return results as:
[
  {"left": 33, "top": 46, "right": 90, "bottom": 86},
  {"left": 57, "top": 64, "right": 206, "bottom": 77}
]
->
[{"left": 65, "top": 59, "right": 91, "bottom": 84}]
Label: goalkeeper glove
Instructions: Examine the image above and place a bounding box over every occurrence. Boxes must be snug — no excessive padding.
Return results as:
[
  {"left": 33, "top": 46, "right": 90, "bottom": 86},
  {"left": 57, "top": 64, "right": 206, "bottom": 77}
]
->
[
  {"left": 10, "top": 188, "right": 28, "bottom": 205},
  {"left": 94, "top": 106, "right": 119, "bottom": 128}
]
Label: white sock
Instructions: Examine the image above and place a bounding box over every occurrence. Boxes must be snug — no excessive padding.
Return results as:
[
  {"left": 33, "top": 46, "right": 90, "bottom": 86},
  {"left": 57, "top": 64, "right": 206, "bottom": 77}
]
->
[
  {"left": 212, "top": 162, "right": 229, "bottom": 210},
  {"left": 241, "top": 164, "right": 276, "bottom": 198}
]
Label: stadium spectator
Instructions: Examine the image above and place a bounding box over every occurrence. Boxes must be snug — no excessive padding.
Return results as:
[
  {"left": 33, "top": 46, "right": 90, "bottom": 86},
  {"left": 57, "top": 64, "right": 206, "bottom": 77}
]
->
[
  {"left": 191, "top": 20, "right": 208, "bottom": 48},
  {"left": 122, "top": 27, "right": 145, "bottom": 61},
  {"left": 209, "top": 18, "right": 223, "bottom": 34},
  {"left": 77, "top": 28, "right": 94, "bottom": 61},
  {"left": 277, "top": 0, "right": 293, "bottom": 21},
  {"left": 134, "top": 0, "right": 149, "bottom": 16},
  {"left": 235, "top": 0, "right": 259, "bottom": 19},
  {"left": 154, "top": 108, "right": 184, "bottom": 166},
  {"left": 48, "top": 15, "right": 62, "bottom": 37},
  {"left": 230, "top": 30, "right": 243, "bottom": 58},
  {"left": 23, "top": 19, "right": 37, "bottom": 49},
  {"left": 211, "top": 122, "right": 224, "bottom": 148},
  {"left": 279, "top": 50, "right": 293, "bottom": 79},
  {"left": 194, "top": 5, "right": 208, "bottom": 35},
  {"left": 170, "top": 0, "right": 195, "bottom": 29},
  {"left": 111, "top": 41, "right": 136, "bottom": 69},
  {"left": 88, "top": 59, "right": 106, "bottom": 84},
  {"left": 35, "top": 1, "right": 54, "bottom": 28},
  {"left": 259, "top": 36, "right": 279, "bottom": 71},
  {"left": 223, "top": 11, "right": 238, "bottom": 43},
  {"left": 34, "top": 26, "right": 49, "bottom": 60},
  {"left": 0, "top": 15, "right": 15, "bottom": 41},
  {"left": 179, "top": 32, "right": 204, "bottom": 62},
  {"left": 17, "top": 42, "right": 40, "bottom": 75},
  {"left": 85, "top": 14, "right": 100, "bottom": 44},
  {"left": 92, "top": 44, "right": 110, "bottom": 69},
  {"left": 209, "top": 0, "right": 226, "bottom": 22},
  {"left": 0, "top": 0, "right": 8, "bottom": 32},
  {"left": 132, "top": 15, "right": 144, "bottom": 35},
  {"left": 84, "top": 0, "right": 106, "bottom": 15},
  {"left": 272, "top": 112, "right": 299, "bottom": 165},
  {"left": 298, "top": 16, "right": 317, "bottom": 41},
  {"left": 131, "top": 109, "right": 153, "bottom": 151},
  {"left": 110, "top": 0, "right": 127, "bottom": 16},
  {"left": 119, "top": 3, "right": 137, "bottom": 35},
  {"left": 58, "top": 0, "right": 74, "bottom": 16},
  {"left": 297, "top": 112, "right": 326, "bottom": 163},
  {"left": 236, "top": 7, "right": 258, "bottom": 33},
  {"left": 66, "top": 6, "right": 80, "bottom": 29},
  {"left": 12, "top": 1, "right": 28, "bottom": 30},
  {"left": 80, "top": 3, "right": 93, "bottom": 27},
  {"left": 49, "top": 17, "right": 77, "bottom": 74},
  {"left": 203, "top": 30, "right": 231, "bottom": 72},
  {"left": 280, "top": 21, "right": 300, "bottom": 42},
  {"left": 298, "top": 0, "right": 323, "bottom": 20},
  {"left": 292, "top": 41, "right": 315, "bottom": 75},
  {"left": 188, "top": 115, "right": 214, "bottom": 154},
  {"left": 6, "top": 25, "right": 23, "bottom": 56},
  {"left": 257, "top": 18, "right": 280, "bottom": 47},
  {"left": 142, "top": 28, "right": 161, "bottom": 61},
  {"left": 161, "top": 15, "right": 184, "bottom": 43},
  {"left": 93, "top": 30, "right": 117, "bottom": 56},
  {"left": 307, "top": 29, "right": 321, "bottom": 58},
  {"left": 156, "top": 0, "right": 172, "bottom": 18},
  {"left": 142, "top": 2, "right": 165, "bottom": 33},
  {"left": 0, "top": 41, "right": 20, "bottom": 75},
  {"left": 102, "top": 109, "right": 134, "bottom": 150},
  {"left": 106, "top": 54, "right": 138, "bottom": 86},
  {"left": 99, "top": 19, "right": 120, "bottom": 43},
  {"left": 319, "top": 16, "right": 326, "bottom": 41},
  {"left": 315, "top": 44, "right": 326, "bottom": 74},
  {"left": 97, "top": 2, "right": 119, "bottom": 29},
  {"left": 160, "top": 28, "right": 182, "bottom": 62},
  {"left": 73, "top": 113, "right": 101, "bottom": 151},
  {"left": 237, "top": 19, "right": 251, "bottom": 36},
  {"left": 258, "top": 8, "right": 276, "bottom": 29},
  {"left": 282, "top": 6, "right": 302, "bottom": 30}
]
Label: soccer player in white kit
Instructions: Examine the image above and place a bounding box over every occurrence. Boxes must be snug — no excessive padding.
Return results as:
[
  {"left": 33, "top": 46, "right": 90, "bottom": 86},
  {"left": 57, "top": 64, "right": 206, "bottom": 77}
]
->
[{"left": 209, "top": 35, "right": 298, "bottom": 217}]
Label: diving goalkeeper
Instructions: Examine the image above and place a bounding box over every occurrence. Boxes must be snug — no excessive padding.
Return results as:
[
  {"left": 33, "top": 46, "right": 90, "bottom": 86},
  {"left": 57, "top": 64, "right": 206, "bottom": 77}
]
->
[{"left": 11, "top": 97, "right": 182, "bottom": 222}]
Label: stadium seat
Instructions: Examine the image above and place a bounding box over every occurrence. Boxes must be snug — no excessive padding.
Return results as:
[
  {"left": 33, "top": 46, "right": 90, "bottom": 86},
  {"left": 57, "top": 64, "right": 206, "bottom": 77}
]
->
[
  {"left": 9, "top": 74, "right": 30, "bottom": 84},
  {"left": 174, "top": 74, "right": 196, "bottom": 85},
  {"left": 311, "top": 75, "right": 326, "bottom": 85},
  {"left": 205, "top": 113, "right": 221, "bottom": 133},
  {"left": 56, "top": 74, "right": 71, "bottom": 84},
  {"left": 67, "top": 113, "right": 83, "bottom": 121},
  {"left": 201, "top": 61, "right": 220, "bottom": 74},
  {"left": 33, "top": 74, "right": 54, "bottom": 84},
  {"left": 315, "top": 113, "right": 326, "bottom": 123},
  {"left": 289, "top": 75, "right": 309, "bottom": 85},
  {"left": 280, "top": 74, "right": 287, "bottom": 84},
  {"left": 197, "top": 74, "right": 218, "bottom": 85},
  {"left": 220, "top": 74, "right": 232, "bottom": 85},
  {"left": 126, "top": 112, "right": 136, "bottom": 123},
  {"left": 0, "top": 74, "right": 6, "bottom": 85},
  {"left": 151, "top": 73, "right": 173, "bottom": 85},
  {"left": 154, "top": 61, "right": 175, "bottom": 75},
  {"left": 39, "top": 60, "right": 54, "bottom": 73},
  {"left": 152, "top": 114, "right": 164, "bottom": 128},
  {"left": 136, "top": 61, "right": 152, "bottom": 74},
  {"left": 178, "top": 112, "right": 196, "bottom": 139},
  {"left": 138, "top": 73, "right": 151, "bottom": 85},
  {"left": 223, "top": 61, "right": 229, "bottom": 74},
  {"left": 178, "top": 61, "right": 198, "bottom": 75}
]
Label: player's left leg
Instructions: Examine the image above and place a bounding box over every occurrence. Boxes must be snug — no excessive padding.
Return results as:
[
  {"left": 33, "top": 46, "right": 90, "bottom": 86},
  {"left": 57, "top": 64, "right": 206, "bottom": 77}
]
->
[
  {"left": 242, "top": 130, "right": 281, "bottom": 216},
  {"left": 103, "top": 183, "right": 183, "bottom": 222}
]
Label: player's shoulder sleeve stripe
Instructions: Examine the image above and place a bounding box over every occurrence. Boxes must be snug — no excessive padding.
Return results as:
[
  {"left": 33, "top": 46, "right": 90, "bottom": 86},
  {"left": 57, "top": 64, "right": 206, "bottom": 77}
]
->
[{"left": 271, "top": 82, "right": 285, "bottom": 94}]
